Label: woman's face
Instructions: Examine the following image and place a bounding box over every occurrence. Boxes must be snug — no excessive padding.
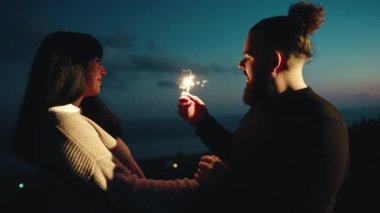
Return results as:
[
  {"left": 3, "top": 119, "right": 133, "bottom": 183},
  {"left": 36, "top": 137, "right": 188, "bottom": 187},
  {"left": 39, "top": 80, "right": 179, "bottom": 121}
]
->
[{"left": 82, "top": 57, "right": 106, "bottom": 97}]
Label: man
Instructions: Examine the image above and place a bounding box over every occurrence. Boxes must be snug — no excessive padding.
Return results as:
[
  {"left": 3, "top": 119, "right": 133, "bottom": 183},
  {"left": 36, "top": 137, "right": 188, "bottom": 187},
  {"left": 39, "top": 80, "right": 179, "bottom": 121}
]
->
[{"left": 178, "top": 2, "right": 349, "bottom": 212}]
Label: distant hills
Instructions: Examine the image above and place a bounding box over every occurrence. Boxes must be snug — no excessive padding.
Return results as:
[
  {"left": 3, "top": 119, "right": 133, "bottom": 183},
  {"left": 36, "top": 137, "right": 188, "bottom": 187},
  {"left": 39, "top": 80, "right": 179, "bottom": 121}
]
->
[{"left": 335, "top": 116, "right": 380, "bottom": 213}]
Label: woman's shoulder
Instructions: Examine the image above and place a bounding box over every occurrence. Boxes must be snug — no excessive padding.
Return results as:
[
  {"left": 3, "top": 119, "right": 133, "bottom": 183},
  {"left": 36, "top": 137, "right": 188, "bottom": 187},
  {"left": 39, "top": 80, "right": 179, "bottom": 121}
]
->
[
  {"left": 49, "top": 104, "right": 81, "bottom": 113},
  {"left": 44, "top": 104, "right": 115, "bottom": 160},
  {"left": 47, "top": 104, "right": 88, "bottom": 127},
  {"left": 44, "top": 104, "right": 101, "bottom": 145}
]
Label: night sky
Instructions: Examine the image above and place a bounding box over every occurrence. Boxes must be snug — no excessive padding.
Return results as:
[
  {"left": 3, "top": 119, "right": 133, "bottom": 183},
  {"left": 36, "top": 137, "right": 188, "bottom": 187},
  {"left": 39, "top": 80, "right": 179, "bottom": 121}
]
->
[{"left": 1, "top": 0, "right": 380, "bottom": 158}]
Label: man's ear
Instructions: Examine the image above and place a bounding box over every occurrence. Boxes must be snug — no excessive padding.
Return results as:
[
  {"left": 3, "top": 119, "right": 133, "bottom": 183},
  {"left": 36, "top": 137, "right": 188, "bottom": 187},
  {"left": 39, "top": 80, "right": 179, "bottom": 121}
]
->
[{"left": 272, "top": 50, "right": 285, "bottom": 74}]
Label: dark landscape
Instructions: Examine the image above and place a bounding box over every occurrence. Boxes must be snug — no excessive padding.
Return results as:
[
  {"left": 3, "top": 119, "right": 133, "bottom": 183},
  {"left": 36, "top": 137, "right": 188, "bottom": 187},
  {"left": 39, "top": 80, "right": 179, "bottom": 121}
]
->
[{"left": 1, "top": 114, "right": 380, "bottom": 212}]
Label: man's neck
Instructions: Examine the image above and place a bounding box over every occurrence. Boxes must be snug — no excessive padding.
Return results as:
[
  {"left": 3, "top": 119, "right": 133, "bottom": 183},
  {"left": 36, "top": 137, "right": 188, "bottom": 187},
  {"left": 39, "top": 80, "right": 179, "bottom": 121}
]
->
[{"left": 274, "top": 60, "right": 307, "bottom": 93}]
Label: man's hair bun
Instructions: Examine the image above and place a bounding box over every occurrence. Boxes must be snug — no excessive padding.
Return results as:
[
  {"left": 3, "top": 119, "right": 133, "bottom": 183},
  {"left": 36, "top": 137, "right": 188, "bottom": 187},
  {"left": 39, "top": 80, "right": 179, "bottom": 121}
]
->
[{"left": 288, "top": 1, "right": 325, "bottom": 36}]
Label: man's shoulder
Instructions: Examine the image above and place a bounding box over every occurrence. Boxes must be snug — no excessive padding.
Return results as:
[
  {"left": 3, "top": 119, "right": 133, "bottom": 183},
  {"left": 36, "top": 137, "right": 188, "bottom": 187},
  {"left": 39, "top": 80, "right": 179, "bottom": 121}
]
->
[{"left": 296, "top": 89, "right": 345, "bottom": 124}]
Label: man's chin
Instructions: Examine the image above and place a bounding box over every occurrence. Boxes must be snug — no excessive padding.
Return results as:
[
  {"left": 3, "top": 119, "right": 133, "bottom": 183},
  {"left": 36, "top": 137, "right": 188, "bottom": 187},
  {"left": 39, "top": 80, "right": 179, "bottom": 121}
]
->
[
  {"left": 243, "top": 97, "right": 252, "bottom": 106},
  {"left": 243, "top": 86, "right": 273, "bottom": 106},
  {"left": 243, "top": 74, "right": 275, "bottom": 106},
  {"left": 243, "top": 87, "right": 256, "bottom": 106}
]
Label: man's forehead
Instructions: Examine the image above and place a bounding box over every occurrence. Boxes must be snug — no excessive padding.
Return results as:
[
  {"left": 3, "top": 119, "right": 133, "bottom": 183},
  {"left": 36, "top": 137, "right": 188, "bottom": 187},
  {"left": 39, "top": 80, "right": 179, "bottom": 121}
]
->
[{"left": 244, "top": 31, "right": 266, "bottom": 54}]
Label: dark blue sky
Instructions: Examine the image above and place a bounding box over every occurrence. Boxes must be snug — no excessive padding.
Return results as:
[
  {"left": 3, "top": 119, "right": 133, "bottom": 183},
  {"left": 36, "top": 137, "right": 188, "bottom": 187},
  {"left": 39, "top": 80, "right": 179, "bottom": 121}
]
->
[{"left": 1, "top": 0, "right": 379, "bottom": 123}]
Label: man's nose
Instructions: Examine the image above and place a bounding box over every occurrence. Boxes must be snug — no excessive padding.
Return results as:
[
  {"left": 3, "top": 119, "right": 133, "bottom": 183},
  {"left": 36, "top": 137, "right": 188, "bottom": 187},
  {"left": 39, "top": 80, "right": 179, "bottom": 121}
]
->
[{"left": 238, "top": 60, "right": 245, "bottom": 70}]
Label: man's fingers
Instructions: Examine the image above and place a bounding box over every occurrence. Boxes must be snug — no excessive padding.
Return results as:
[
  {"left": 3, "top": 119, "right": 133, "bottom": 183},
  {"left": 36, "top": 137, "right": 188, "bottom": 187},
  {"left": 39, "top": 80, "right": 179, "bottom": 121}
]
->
[
  {"left": 194, "top": 172, "right": 199, "bottom": 180},
  {"left": 182, "top": 93, "right": 204, "bottom": 105},
  {"left": 198, "top": 161, "right": 212, "bottom": 170},
  {"left": 177, "top": 102, "right": 190, "bottom": 108},
  {"left": 200, "top": 155, "right": 220, "bottom": 163},
  {"left": 178, "top": 95, "right": 190, "bottom": 102},
  {"left": 178, "top": 97, "right": 191, "bottom": 105},
  {"left": 200, "top": 155, "right": 216, "bottom": 164}
]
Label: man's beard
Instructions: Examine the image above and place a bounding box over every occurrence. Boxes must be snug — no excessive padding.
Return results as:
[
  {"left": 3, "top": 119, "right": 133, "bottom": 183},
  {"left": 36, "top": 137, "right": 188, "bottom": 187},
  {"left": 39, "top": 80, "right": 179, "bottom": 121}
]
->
[{"left": 243, "top": 73, "right": 275, "bottom": 106}]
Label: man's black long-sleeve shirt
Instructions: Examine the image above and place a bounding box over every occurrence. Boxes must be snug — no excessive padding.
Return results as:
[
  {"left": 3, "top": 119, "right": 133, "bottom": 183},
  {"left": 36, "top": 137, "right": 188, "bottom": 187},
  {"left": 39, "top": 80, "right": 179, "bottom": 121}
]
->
[{"left": 195, "top": 87, "right": 349, "bottom": 213}]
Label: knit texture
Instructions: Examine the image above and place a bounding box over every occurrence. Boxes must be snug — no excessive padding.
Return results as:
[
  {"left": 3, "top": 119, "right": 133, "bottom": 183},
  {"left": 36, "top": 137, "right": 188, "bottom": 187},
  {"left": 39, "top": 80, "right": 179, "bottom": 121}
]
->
[{"left": 34, "top": 104, "right": 198, "bottom": 213}]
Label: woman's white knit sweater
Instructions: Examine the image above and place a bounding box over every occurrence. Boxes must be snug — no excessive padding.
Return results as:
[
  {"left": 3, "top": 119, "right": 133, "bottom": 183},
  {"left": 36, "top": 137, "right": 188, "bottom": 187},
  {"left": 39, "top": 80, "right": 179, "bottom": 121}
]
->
[{"left": 34, "top": 104, "right": 198, "bottom": 212}]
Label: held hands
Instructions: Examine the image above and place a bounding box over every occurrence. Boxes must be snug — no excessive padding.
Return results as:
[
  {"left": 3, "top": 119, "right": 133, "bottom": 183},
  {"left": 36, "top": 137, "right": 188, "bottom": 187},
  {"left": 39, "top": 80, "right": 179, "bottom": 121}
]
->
[
  {"left": 194, "top": 155, "right": 230, "bottom": 189},
  {"left": 177, "top": 92, "right": 208, "bottom": 125}
]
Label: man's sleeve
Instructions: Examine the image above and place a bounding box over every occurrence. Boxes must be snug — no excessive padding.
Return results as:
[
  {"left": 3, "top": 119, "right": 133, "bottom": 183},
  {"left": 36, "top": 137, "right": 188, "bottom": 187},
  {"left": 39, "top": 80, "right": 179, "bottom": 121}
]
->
[{"left": 194, "top": 114, "right": 233, "bottom": 165}]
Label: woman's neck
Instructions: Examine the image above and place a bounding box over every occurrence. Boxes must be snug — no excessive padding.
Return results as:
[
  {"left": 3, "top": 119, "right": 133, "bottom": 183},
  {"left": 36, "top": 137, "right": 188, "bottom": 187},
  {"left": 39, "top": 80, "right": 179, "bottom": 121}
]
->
[{"left": 72, "top": 96, "right": 84, "bottom": 107}]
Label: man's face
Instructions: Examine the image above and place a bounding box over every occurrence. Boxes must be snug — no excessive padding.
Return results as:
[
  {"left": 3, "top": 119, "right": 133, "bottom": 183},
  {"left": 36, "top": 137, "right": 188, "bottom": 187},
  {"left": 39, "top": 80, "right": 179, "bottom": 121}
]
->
[{"left": 238, "top": 31, "right": 275, "bottom": 106}]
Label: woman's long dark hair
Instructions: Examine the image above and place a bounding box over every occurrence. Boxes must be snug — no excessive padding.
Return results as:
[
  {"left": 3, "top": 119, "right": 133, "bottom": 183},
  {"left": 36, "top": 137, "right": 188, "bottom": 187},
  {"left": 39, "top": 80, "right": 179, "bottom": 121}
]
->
[{"left": 11, "top": 31, "right": 103, "bottom": 164}]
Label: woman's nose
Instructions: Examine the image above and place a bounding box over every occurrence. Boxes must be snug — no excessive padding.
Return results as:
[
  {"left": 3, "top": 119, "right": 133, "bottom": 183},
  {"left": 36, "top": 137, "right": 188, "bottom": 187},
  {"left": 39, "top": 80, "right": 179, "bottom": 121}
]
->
[{"left": 100, "top": 66, "right": 107, "bottom": 76}]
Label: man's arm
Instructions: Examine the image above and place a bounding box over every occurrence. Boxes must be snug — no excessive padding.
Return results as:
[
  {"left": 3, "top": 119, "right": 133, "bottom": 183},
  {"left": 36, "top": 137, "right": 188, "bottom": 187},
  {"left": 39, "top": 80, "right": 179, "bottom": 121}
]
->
[
  {"left": 194, "top": 114, "right": 233, "bottom": 165},
  {"left": 177, "top": 93, "right": 233, "bottom": 165}
]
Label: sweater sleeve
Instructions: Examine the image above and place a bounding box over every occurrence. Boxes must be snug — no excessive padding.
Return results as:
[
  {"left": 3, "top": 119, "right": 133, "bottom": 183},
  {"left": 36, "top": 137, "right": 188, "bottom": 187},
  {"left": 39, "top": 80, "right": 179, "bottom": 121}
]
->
[
  {"left": 38, "top": 111, "right": 199, "bottom": 213},
  {"left": 194, "top": 114, "right": 233, "bottom": 165},
  {"left": 111, "top": 137, "right": 146, "bottom": 178}
]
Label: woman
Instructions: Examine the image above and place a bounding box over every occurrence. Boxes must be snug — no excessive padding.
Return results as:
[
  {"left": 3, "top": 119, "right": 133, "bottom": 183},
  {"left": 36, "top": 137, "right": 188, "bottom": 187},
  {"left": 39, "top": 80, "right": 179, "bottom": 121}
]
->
[{"left": 11, "top": 31, "right": 227, "bottom": 212}]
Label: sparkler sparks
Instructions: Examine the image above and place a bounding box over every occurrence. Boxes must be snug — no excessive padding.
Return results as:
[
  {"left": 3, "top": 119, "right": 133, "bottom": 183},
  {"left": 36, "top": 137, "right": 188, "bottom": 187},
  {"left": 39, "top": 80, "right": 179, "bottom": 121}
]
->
[{"left": 179, "top": 69, "right": 207, "bottom": 94}]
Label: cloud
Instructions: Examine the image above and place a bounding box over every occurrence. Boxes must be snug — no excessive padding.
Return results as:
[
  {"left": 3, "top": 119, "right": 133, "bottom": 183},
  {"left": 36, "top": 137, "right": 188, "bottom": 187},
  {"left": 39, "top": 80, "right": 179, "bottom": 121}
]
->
[
  {"left": 101, "top": 44, "right": 235, "bottom": 91},
  {"left": 145, "top": 41, "right": 163, "bottom": 52},
  {"left": 100, "top": 32, "right": 232, "bottom": 76},
  {"left": 102, "top": 51, "right": 233, "bottom": 92},
  {"left": 104, "top": 47, "right": 231, "bottom": 75},
  {"left": 351, "top": 93, "right": 373, "bottom": 98},
  {"left": 0, "top": 13, "right": 233, "bottom": 75},
  {"left": 0, "top": 18, "right": 233, "bottom": 89},
  {"left": 100, "top": 32, "right": 136, "bottom": 50},
  {"left": 325, "top": 92, "right": 380, "bottom": 108},
  {"left": 0, "top": 20, "right": 50, "bottom": 63},
  {"left": 157, "top": 80, "right": 178, "bottom": 88}
]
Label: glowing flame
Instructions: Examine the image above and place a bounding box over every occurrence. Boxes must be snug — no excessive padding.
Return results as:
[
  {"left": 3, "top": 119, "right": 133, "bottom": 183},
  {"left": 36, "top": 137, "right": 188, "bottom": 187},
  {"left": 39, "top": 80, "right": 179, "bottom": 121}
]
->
[
  {"left": 179, "top": 69, "right": 207, "bottom": 94},
  {"left": 180, "top": 69, "right": 194, "bottom": 93}
]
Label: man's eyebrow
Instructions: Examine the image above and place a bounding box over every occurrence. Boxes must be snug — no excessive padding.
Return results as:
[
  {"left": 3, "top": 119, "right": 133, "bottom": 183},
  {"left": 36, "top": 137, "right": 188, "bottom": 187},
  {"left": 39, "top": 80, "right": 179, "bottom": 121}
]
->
[
  {"left": 243, "top": 51, "right": 250, "bottom": 55},
  {"left": 243, "top": 51, "right": 253, "bottom": 57}
]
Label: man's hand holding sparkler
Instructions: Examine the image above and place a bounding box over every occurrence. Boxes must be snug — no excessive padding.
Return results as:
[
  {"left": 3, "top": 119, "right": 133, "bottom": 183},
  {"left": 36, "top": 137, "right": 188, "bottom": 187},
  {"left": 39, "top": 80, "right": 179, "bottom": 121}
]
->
[
  {"left": 177, "top": 69, "right": 209, "bottom": 124},
  {"left": 177, "top": 92, "right": 209, "bottom": 125}
]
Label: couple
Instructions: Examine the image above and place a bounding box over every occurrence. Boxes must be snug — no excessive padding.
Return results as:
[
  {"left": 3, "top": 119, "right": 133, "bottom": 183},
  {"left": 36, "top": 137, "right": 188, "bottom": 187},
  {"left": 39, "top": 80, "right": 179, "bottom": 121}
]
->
[{"left": 11, "top": 1, "right": 349, "bottom": 213}]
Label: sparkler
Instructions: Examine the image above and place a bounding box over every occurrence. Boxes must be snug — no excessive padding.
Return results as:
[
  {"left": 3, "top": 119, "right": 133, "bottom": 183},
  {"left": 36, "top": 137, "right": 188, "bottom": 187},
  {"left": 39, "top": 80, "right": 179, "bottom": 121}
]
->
[{"left": 179, "top": 69, "right": 207, "bottom": 94}]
